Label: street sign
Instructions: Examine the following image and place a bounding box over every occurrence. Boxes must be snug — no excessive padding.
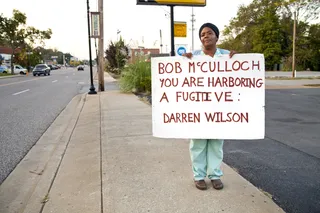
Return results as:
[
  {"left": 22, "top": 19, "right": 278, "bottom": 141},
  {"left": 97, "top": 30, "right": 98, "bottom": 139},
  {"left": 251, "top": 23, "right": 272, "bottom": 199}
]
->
[
  {"left": 136, "top": 0, "right": 206, "bottom": 6},
  {"left": 91, "top": 12, "right": 100, "bottom": 38},
  {"left": 174, "top": 21, "right": 187, "bottom": 37},
  {"left": 175, "top": 44, "right": 187, "bottom": 56}
]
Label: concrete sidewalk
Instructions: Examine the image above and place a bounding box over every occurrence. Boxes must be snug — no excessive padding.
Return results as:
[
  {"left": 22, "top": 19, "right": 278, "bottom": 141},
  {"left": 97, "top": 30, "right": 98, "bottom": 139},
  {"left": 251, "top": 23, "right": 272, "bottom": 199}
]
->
[{"left": 0, "top": 73, "right": 284, "bottom": 213}]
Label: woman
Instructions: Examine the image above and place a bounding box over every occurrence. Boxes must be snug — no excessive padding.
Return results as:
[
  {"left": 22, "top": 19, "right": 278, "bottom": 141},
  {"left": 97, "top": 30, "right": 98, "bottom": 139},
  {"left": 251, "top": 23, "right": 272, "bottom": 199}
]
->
[{"left": 183, "top": 22, "right": 236, "bottom": 190}]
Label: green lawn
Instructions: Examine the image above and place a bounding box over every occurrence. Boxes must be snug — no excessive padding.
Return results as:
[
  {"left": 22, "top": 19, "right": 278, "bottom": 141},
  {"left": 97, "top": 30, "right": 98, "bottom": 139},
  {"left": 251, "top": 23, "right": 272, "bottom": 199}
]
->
[{"left": 0, "top": 73, "right": 13, "bottom": 77}]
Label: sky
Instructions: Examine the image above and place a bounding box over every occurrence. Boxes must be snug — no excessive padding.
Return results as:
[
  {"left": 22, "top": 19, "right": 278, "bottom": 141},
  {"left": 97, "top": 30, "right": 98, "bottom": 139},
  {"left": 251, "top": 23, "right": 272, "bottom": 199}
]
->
[{"left": 1, "top": 0, "right": 253, "bottom": 60}]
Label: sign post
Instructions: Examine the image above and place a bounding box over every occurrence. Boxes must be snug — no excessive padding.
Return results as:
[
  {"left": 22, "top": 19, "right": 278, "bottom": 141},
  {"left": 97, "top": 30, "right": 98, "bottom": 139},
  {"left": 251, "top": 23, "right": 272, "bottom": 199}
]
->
[
  {"left": 151, "top": 54, "right": 265, "bottom": 140},
  {"left": 137, "top": 0, "right": 206, "bottom": 56}
]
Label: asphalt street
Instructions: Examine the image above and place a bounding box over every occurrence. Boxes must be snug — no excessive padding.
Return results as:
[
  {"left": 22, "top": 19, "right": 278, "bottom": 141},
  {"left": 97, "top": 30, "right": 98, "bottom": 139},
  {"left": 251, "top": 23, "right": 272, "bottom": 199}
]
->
[
  {"left": 224, "top": 88, "right": 320, "bottom": 213},
  {"left": 0, "top": 67, "right": 97, "bottom": 184}
]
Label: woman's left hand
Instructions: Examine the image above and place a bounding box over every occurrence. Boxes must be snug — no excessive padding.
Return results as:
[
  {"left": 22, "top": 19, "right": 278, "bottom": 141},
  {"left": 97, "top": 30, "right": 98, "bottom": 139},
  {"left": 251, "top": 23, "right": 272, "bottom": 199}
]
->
[{"left": 229, "top": 50, "right": 237, "bottom": 58}]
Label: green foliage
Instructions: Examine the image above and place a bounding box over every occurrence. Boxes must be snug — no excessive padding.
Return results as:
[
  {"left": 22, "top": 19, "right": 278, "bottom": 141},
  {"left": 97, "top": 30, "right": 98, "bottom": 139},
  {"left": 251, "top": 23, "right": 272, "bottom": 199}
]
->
[
  {"left": 119, "top": 60, "right": 151, "bottom": 94},
  {"left": 0, "top": 9, "right": 52, "bottom": 74},
  {"left": 105, "top": 37, "right": 129, "bottom": 74},
  {"left": 220, "top": 0, "right": 320, "bottom": 71}
]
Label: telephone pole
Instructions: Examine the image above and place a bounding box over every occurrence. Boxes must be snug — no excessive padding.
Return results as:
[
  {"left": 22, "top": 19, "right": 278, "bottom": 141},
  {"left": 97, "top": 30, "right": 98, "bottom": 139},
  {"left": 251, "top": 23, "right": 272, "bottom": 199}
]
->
[
  {"left": 292, "top": 11, "right": 296, "bottom": 78},
  {"left": 191, "top": 7, "right": 196, "bottom": 51},
  {"left": 98, "top": 0, "right": 105, "bottom": 91}
]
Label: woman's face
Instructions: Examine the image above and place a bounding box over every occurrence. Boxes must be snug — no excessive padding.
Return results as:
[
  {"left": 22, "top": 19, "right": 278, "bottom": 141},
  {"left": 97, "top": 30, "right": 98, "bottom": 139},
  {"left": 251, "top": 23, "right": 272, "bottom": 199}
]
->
[{"left": 200, "top": 27, "right": 217, "bottom": 48}]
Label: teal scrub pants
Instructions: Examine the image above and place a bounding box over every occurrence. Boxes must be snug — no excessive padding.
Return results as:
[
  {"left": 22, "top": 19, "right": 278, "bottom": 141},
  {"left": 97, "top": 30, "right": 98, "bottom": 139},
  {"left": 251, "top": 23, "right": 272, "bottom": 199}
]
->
[{"left": 189, "top": 139, "right": 224, "bottom": 181}]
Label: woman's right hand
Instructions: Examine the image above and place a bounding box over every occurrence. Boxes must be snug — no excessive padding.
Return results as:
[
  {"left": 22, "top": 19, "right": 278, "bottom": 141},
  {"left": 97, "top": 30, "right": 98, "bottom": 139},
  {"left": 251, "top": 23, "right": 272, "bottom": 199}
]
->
[{"left": 182, "top": 52, "right": 193, "bottom": 59}]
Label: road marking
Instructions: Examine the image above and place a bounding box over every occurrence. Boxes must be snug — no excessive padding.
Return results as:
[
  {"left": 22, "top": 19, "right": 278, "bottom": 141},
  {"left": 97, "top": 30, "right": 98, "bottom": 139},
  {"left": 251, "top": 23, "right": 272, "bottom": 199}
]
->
[
  {"left": 78, "top": 82, "right": 85, "bottom": 84},
  {"left": 0, "top": 77, "right": 49, "bottom": 87},
  {"left": 52, "top": 80, "right": 58, "bottom": 83},
  {"left": 13, "top": 89, "right": 30, "bottom": 96},
  {"left": 73, "top": 73, "right": 75, "bottom": 75},
  {"left": 66, "top": 76, "right": 69, "bottom": 78}
]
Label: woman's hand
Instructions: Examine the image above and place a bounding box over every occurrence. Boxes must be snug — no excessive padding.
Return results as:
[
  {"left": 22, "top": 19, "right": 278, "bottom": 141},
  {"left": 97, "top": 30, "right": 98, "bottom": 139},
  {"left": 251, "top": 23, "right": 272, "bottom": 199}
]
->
[
  {"left": 229, "top": 50, "right": 237, "bottom": 58},
  {"left": 182, "top": 52, "right": 193, "bottom": 59}
]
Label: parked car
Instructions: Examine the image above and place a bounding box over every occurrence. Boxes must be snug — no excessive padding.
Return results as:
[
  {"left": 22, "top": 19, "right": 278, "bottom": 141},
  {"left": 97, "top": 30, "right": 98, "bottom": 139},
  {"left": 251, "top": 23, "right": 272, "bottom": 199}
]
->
[
  {"left": 77, "top": 65, "right": 84, "bottom": 71},
  {"left": 0, "top": 65, "right": 10, "bottom": 73},
  {"left": 5, "top": 64, "right": 28, "bottom": 74},
  {"left": 33, "top": 64, "right": 51, "bottom": 76}
]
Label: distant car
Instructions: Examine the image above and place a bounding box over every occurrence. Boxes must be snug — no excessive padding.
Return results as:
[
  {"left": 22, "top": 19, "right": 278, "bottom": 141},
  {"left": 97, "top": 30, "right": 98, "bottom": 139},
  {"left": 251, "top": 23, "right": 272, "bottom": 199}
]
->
[
  {"left": 33, "top": 64, "right": 51, "bottom": 76},
  {"left": 0, "top": 65, "right": 9, "bottom": 73},
  {"left": 77, "top": 65, "right": 84, "bottom": 71}
]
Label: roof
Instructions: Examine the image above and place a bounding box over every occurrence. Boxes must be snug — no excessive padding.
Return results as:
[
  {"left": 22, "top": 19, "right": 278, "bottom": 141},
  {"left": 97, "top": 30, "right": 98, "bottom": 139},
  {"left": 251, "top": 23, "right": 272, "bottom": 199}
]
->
[{"left": 0, "top": 46, "right": 22, "bottom": 54}]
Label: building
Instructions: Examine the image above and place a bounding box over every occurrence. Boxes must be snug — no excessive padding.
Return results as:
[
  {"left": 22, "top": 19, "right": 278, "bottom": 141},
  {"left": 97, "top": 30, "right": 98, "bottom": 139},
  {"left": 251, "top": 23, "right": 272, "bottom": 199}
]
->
[
  {"left": 0, "top": 46, "right": 22, "bottom": 65},
  {"left": 129, "top": 48, "right": 160, "bottom": 63}
]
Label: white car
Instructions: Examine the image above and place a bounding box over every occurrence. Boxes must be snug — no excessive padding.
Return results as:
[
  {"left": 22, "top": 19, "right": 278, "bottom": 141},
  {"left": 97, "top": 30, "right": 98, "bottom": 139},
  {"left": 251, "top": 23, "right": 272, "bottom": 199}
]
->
[{"left": 7, "top": 64, "right": 28, "bottom": 74}]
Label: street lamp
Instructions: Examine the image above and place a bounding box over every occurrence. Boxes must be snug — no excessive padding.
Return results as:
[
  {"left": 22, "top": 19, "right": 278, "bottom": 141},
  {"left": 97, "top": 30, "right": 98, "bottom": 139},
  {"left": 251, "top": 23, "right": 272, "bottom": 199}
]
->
[
  {"left": 87, "top": 0, "right": 97, "bottom": 95},
  {"left": 117, "top": 29, "right": 121, "bottom": 41}
]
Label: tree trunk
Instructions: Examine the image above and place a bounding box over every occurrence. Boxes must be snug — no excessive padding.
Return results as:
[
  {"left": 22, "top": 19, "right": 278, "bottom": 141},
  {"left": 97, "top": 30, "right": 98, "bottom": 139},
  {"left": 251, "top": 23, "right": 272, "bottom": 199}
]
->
[{"left": 11, "top": 50, "right": 14, "bottom": 75}]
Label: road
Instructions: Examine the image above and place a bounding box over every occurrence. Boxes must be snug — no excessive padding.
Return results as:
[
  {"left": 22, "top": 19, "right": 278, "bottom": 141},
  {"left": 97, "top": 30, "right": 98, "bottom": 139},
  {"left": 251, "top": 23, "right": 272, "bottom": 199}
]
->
[
  {"left": 266, "top": 71, "right": 320, "bottom": 77},
  {"left": 0, "top": 67, "right": 96, "bottom": 184},
  {"left": 224, "top": 88, "right": 320, "bottom": 213}
]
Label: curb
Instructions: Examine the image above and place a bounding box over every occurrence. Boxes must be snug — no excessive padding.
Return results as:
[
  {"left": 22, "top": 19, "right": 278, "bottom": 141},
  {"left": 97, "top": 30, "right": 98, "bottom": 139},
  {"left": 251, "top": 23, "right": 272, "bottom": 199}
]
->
[
  {"left": 0, "top": 93, "right": 87, "bottom": 213},
  {"left": 0, "top": 75, "right": 25, "bottom": 79}
]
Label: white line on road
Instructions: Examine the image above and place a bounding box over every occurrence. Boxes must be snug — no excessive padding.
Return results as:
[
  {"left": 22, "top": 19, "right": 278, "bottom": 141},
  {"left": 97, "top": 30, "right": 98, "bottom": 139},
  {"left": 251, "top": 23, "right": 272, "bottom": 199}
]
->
[
  {"left": 0, "top": 77, "right": 49, "bottom": 87},
  {"left": 13, "top": 89, "right": 30, "bottom": 96},
  {"left": 66, "top": 76, "right": 69, "bottom": 78},
  {"left": 52, "top": 80, "right": 58, "bottom": 83}
]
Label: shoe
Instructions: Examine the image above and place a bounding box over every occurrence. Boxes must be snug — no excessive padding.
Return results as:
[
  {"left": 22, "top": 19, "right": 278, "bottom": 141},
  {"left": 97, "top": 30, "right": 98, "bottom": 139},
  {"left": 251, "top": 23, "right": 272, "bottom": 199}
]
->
[
  {"left": 194, "top": 180, "right": 207, "bottom": 190},
  {"left": 211, "top": 179, "right": 223, "bottom": 190}
]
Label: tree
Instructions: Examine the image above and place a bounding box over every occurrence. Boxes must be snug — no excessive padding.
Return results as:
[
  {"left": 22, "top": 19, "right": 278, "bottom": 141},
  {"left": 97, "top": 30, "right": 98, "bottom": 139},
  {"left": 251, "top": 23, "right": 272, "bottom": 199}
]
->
[
  {"left": 279, "top": 0, "right": 320, "bottom": 23},
  {"left": 220, "top": 0, "right": 284, "bottom": 70},
  {"left": 0, "top": 9, "right": 52, "bottom": 74},
  {"left": 64, "top": 53, "right": 73, "bottom": 65},
  {"left": 220, "top": 0, "right": 320, "bottom": 71},
  {"left": 105, "top": 37, "right": 130, "bottom": 74}
]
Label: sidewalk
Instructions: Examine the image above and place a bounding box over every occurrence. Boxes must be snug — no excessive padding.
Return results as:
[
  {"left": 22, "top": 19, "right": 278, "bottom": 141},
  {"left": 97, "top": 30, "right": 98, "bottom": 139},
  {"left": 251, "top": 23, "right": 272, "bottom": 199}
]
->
[{"left": 0, "top": 73, "right": 284, "bottom": 213}]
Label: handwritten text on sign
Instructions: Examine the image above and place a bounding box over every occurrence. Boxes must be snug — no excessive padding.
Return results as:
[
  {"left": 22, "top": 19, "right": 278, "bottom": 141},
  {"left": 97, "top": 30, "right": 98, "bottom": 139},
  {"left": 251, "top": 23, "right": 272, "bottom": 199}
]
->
[{"left": 151, "top": 54, "right": 265, "bottom": 140}]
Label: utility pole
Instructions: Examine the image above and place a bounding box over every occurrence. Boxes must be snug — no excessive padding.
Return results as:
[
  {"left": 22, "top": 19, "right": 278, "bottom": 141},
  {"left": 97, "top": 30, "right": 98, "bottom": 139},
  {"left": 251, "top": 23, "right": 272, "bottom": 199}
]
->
[
  {"left": 98, "top": 0, "right": 105, "bottom": 91},
  {"left": 160, "top": 29, "right": 163, "bottom": 54},
  {"left": 191, "top": 7, "right": 195, "bottom": 52},
  {"left": 292, "top": 11, "right": 296, "bottom": 78}
]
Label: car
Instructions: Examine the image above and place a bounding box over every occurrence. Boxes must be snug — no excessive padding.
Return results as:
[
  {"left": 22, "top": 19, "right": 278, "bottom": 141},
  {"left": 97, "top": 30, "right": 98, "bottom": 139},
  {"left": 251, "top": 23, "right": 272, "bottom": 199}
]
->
[
  {"left": 33, "top": 64, "right": 51, "bottom": 76},
  {"left": 77, "top": 65, "right": 84, "bottom": 71},
  {"left": 0, "top": 65, "right": 9, "bottom": 73},
  {"left": 5, "top": 64, "right": 27, "bottom": 74},
  {"left": 13, "top": 64, "right": 28, "bottom": 74}
]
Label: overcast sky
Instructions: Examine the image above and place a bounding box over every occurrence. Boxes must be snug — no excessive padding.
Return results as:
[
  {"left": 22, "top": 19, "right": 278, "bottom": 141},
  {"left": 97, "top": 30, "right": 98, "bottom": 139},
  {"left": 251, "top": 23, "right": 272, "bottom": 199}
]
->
[{"left": 1, "top": 0, "right": 252, "bottom": 60}]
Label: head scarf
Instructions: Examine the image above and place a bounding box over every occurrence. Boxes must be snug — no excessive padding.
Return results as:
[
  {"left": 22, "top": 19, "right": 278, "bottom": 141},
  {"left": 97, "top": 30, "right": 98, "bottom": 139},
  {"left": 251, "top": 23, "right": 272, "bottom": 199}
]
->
[{"left": 199, "top": 23, "right": 219, "bottom": 39}]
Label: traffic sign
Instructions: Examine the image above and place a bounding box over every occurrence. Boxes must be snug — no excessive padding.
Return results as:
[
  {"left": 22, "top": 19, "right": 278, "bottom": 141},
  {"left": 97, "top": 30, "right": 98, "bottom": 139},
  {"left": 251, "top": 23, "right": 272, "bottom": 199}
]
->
[
  {"left": 136, "top": 0, "right": 206, "bottom": 6},
  {"left": 176, "top": 46, "right": 187, "bottom": 56},
  {"left": 174, "top": 22, "right": 187, "bottom": 37}
]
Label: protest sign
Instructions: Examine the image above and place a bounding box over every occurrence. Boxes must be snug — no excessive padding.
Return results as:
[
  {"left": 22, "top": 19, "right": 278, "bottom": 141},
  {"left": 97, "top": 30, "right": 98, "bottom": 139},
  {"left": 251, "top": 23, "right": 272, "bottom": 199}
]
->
[{"left": 151, "top": 54, "right": 265, "bottom": 140}]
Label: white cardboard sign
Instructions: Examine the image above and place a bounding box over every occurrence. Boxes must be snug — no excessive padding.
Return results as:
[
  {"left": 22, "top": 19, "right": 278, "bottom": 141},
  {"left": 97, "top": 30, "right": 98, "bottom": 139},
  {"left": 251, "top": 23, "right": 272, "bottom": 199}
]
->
[{"left": 151, "top": 54, "right": 265, "bottom": 140}]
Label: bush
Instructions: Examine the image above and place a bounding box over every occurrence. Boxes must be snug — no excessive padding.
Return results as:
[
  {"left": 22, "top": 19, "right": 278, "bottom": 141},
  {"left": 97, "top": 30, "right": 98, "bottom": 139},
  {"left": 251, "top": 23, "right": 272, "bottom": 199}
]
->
[
  {"left": 119, "top": 59, "right": 151, "bottom": 94},
  {"left": 105, "top": 37, "right": 129, "bottom": 75}
]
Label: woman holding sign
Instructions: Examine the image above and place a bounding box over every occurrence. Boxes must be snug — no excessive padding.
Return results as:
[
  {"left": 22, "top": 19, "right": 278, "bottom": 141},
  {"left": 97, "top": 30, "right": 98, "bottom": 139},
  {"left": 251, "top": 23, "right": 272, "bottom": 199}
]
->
[{"left": 183, "top": 22, "right": 236, "bottom": 190}]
